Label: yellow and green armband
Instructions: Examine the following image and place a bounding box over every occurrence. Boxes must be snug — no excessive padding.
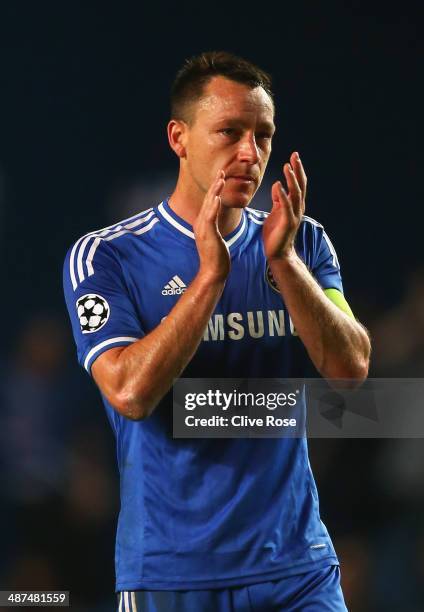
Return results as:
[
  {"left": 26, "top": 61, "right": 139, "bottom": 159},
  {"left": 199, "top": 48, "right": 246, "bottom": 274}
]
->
[{"left": 324, "top": 288, "right": 355, "bottom": 319}]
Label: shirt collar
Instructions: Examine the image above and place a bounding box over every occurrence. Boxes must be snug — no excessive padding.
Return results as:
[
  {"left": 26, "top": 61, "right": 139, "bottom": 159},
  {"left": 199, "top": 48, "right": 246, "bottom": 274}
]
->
[{"left": 157, "top": 198, "right": 247, "bottom": 250}]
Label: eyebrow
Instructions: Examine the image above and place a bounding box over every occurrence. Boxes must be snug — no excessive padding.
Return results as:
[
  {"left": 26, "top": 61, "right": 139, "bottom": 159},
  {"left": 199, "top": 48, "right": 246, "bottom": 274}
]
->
[{"left": 214, "top": 118, "right": 276, "bottom": 133}]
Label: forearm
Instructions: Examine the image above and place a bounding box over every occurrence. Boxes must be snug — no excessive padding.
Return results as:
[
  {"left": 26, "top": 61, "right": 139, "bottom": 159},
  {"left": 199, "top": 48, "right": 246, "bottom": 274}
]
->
[
  {"left": 269, "top": 254, "right": 370, "bottom": 381},
  {"left": 96, "top": 272, "right": 225, "bottom": 419},
  {"left": 92, "top": 170, "right": 232, "bottom": 420}
]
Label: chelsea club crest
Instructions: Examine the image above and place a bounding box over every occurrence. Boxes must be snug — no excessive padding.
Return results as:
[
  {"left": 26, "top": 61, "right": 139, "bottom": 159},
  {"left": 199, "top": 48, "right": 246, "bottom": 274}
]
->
[{"left": 265, "top": 263, "right": 280, "bottom": 293}]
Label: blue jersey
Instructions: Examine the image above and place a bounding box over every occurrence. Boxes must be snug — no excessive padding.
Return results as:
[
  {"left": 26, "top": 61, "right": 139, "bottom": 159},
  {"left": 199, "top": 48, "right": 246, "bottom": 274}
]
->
[{"left": 63, "top": 198, "right": 343, "bottom": 591}]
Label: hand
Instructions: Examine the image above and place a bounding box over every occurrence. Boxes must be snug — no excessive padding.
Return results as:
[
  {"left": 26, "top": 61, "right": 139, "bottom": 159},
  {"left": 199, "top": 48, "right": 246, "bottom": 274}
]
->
[
  {"left": 263, "top": 152, "right": 307, "bottom": 262},
  {"left": 194, "top": 170, "right": 231, "bottom": 283}
]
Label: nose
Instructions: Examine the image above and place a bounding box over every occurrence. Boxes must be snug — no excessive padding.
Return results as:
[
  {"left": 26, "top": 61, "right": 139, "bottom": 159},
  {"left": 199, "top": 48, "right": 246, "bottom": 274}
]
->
[{"left": 237, "top": 133, "right": 260, "bottom": 165}]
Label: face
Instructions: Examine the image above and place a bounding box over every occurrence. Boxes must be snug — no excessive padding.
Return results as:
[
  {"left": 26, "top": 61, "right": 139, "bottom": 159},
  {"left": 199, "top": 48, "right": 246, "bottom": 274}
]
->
[{"left": 176, "top": 76, "right": 275, "bottom": 208}]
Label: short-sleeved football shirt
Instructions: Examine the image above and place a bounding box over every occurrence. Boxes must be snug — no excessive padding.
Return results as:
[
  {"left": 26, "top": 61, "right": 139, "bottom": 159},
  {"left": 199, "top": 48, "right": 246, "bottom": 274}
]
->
[{"left": 63, "top": 199, "right": 343, "bottom": 591}]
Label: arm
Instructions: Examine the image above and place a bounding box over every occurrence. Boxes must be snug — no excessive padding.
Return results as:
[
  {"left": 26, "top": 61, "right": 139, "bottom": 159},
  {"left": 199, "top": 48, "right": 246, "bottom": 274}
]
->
[
  {"left": 92, "top": 171, "right": 230, "bottom": 420},
  {"left": 269, "top": 254, "right": 370, "bottom": 380},
  {"left": 263, "top": 152, "right": 370, "bottom": 382}
]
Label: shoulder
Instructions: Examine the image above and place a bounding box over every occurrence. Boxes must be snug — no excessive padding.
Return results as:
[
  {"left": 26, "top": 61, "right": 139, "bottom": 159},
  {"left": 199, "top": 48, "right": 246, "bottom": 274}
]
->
[
  {"left": 64, "top": 206, "right": 160, "bottom": 291},
  {"left": 298, "top": 214, "right": 325, "bottom": 245},
  {"left": 301, "top": 214, "right": 324, "bottom": 230},
  {"left": 299, "top": 215, "right": 340, "bottom": 268}
]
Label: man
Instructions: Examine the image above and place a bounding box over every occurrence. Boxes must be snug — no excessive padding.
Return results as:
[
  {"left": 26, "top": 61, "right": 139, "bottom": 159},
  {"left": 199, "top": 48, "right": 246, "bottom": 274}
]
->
[{"left": 64, "top": 51, "right": 370, "bottom": 611}]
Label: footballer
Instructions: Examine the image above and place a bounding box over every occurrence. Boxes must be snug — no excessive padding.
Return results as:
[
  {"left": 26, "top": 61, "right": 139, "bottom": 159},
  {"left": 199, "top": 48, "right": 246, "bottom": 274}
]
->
[{"left": 64, "top": 51, "right": 370, "bottom": 611}]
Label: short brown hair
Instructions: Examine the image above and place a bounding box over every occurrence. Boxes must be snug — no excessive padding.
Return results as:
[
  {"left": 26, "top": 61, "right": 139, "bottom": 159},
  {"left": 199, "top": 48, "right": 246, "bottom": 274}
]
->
[{"left": 171, "top": 51, "right": 274, "bottom": 123}]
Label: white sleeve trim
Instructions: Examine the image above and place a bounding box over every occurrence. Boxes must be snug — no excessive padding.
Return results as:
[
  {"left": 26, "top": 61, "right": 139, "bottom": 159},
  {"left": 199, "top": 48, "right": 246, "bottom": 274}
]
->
[
  {"left": 84, "top": 336, "right": 138, "bottom": 372},
  {"left": 322, "top": 230, "right": 340, "bottom": 269}
]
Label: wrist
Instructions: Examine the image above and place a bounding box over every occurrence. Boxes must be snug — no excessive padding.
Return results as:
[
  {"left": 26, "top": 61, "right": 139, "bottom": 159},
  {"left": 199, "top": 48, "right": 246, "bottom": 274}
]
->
[
  {"left": 268, "top": 248, "right": 301, "bottom": 268},
  {"left": 196, "top": 267, "right": 228, "bottom": 288}
]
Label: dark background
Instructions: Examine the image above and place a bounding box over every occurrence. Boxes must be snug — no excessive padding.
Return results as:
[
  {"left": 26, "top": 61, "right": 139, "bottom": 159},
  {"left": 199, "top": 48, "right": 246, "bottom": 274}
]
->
[{"left": 0, "top": 2, "right": 423, "bottom": 610}]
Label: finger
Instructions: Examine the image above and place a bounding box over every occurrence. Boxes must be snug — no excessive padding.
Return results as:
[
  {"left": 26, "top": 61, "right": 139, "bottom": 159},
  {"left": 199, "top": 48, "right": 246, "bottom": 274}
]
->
[
  {"left": 200, "top": 193, "right": 220, "bottom": 225},
  {"left": 205, "top": 180, "right": 226, "bottom": 225},
  {"left": 207, "top": 171, "right": 226, "bottom": 202},
  {"left": 214, "top": 195, "right": 222, "bottom": 226},
  {"left": 215, "top": 176, "right": 225, "bottom": 197},
  {"left": 271, "top": 180, "right": 290, "bottom": 209},
  {"left": 283, "top": 163, "right": 302, "bottom": 216},
  {"left": 213, "top": 169, "right": 225, "bottom": 187},
  {"left": 290, "top": 152, "right": 307, "bottom": 200},
  {"left": 200, "top": 176, "right": 225, "bottom": 215},
  {"left": 212, "top": 178, "right": 225, "bottom": 197}
]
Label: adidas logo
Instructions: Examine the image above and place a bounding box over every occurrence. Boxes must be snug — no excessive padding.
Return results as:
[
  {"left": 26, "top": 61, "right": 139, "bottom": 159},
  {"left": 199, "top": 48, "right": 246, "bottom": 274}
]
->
[{"left": 162, "top": 275, "right": 187, "bottom": 296}]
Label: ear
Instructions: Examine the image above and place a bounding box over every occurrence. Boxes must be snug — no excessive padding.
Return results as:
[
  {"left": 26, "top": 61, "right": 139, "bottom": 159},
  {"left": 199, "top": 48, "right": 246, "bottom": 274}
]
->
[{"left": 167, "top": 119, "right": 188, "bottom": 159}]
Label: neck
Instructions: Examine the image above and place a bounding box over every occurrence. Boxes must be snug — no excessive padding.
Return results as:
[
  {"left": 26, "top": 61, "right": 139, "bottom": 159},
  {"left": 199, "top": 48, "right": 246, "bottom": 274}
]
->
[{"left": 168, "top": 179, "right": 243, "bottom": 238}]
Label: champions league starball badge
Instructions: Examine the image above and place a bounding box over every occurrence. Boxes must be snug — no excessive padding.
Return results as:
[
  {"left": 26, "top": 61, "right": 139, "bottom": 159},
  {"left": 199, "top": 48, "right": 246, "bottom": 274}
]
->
[
  {"left": 76, "top": 293, "right": 110, "bottom": 333},
  {"left": 265, "top": 263, "right": 280, "bottom": 293}
]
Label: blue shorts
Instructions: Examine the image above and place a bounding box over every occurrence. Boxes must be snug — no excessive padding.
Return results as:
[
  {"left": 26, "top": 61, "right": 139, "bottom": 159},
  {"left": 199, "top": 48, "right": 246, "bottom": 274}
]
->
[{"left": 117, "top": 565, "right": 348, "bottom": 611}]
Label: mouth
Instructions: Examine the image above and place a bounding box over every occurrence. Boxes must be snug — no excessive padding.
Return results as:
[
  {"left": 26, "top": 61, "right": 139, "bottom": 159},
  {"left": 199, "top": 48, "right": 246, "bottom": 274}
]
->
[{"left": 227, "top": 175, "right": 257, "bottom": 184}]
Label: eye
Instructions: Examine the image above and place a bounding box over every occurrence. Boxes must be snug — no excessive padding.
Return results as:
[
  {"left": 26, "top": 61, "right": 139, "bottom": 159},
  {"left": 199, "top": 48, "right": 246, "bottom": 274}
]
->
[
  {"left": 219, "top": 128, "right": 236, "bottom": 137},
  {"left": 256, "top": 132, "right": 272, "bottom": 141}
]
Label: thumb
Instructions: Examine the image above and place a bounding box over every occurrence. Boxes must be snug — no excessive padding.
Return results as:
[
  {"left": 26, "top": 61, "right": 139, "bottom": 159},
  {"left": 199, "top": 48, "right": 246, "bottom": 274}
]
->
[{"left": 271, "top": 181, "right": 286, "bottom": 210}]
